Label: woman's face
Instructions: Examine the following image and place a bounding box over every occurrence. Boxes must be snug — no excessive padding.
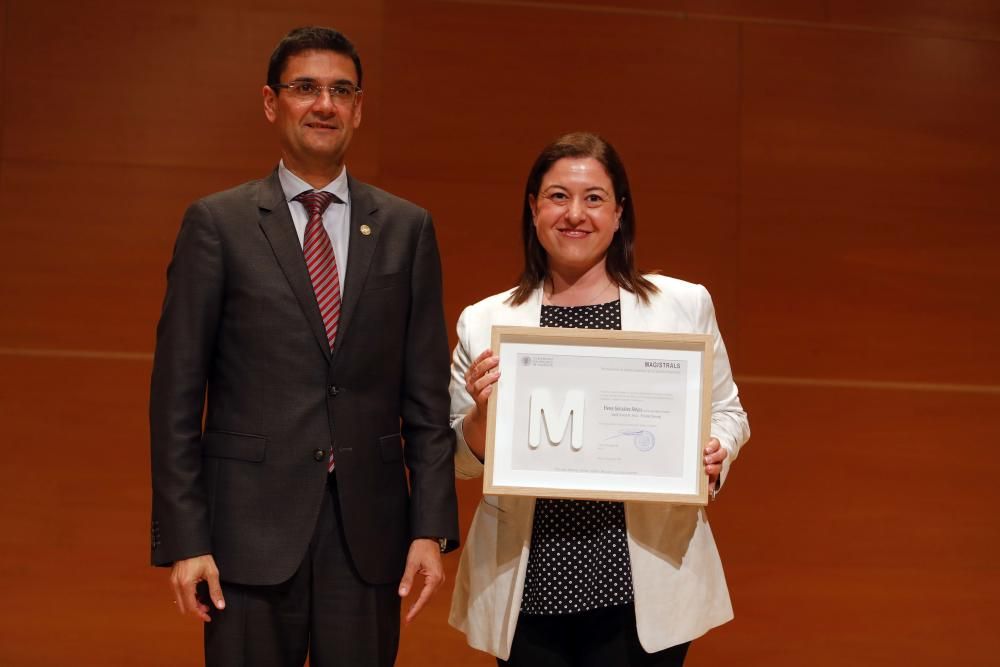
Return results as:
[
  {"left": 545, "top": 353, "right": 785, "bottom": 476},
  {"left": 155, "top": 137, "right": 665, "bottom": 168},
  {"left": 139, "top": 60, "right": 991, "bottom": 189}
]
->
[{"left": 529, "top": 157, "right": 622, "bottom": 276}]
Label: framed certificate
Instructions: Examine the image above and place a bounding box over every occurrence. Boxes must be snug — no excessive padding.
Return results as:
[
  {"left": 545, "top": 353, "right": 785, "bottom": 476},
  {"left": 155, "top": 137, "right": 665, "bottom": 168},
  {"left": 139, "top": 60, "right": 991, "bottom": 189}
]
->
[{"left": 484, "top": 326, "right": 714, "bottom": 504}]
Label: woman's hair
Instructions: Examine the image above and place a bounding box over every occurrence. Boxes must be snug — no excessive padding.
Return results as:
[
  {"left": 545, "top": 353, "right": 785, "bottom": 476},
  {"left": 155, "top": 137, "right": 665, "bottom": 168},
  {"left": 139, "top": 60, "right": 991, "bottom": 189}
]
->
[{"left": 507, "top": 131, "right": 658, "bottom": 306}]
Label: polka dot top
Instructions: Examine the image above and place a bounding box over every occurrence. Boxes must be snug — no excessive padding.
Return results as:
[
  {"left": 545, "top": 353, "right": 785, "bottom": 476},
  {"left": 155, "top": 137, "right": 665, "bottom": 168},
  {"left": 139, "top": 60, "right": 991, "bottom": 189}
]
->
[{"left": 519, "top": 298, "right": 635, "bottom": 616}]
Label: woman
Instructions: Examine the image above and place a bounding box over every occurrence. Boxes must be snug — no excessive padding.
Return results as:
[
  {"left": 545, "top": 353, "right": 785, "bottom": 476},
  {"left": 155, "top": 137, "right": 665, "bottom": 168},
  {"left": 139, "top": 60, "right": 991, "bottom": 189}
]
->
[{"left": 448, "top": 132, "right": 750, "bottom": 666}]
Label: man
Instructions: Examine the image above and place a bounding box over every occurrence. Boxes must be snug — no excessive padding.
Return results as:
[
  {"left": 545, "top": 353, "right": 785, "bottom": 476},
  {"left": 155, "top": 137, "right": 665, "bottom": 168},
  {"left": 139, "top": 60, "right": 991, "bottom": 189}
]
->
[{"left": 149, "top": 26, "right": 458, "bottom": 666}]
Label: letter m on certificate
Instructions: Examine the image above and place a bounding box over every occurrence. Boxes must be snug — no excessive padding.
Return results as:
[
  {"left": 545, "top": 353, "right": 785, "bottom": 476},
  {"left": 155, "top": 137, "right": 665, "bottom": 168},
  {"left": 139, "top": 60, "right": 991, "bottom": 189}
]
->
[{"left": 528, "top": 389, "right": 585, "bottom": 451}]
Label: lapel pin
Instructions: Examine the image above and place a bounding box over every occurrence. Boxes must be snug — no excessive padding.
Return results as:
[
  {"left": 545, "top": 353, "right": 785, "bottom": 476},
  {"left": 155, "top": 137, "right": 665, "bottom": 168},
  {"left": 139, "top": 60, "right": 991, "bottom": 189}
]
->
[{"left": 360, "top": 224, "right": 372, "bottom": 236}]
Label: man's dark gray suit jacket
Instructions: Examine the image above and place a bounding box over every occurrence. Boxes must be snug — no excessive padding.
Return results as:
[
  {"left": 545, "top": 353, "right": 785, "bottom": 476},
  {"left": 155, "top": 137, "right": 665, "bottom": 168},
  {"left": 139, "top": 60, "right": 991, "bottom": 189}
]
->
[{"left": 149, "top": 170, "right": 459, "bottom": 586}]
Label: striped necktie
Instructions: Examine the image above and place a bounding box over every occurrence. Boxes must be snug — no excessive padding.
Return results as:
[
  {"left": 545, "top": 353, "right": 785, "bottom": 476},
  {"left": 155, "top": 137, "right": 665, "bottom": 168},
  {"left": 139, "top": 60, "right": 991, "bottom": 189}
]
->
[{"left": 293, "top": 190, "right": 343, "bottom": 352}]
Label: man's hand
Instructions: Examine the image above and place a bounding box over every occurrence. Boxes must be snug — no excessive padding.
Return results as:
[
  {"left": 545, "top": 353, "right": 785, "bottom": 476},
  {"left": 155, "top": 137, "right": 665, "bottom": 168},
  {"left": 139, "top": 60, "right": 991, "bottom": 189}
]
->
[
  {"left": 170, "top": 554, "right": 225, "bottom": 622},
  {"left": 397, "top": 538, "right": 445, "bottom": 624}
]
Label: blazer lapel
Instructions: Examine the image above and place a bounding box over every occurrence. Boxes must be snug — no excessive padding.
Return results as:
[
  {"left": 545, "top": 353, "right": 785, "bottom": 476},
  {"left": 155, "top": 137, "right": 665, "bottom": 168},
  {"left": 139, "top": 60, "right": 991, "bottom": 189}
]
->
[
  {"left": 332, "top": 175, "right": 379, "bottom": 365},
  {"left": 499, "top": 286, "right": 543, "bottom": 327},
  {"left": 620, "top": 286, "right": 653, "bottom": 332},
  {"left": 256, "top": 171, "right": 333, "bottom": 362}
]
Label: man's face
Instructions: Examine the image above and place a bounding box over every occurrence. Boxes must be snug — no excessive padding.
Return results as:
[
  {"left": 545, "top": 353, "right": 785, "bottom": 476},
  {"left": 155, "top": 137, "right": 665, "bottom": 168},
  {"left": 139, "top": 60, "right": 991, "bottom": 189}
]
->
[{"left": 263, "top": 49, "right": 363, "bottom": 173}]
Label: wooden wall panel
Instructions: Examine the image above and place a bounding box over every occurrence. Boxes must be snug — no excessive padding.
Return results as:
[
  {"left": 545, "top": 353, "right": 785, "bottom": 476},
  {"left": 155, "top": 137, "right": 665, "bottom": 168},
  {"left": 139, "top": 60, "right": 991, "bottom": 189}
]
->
[
  {"left": 739, "top": 23, "right": 1000, "bottom": 384},
  {"left": 684, "top": 0, "right": 827, "bottom": 21},
  {"left": 0, "top": 0, "right": 6, "bottom": 163},
  {"left": 3, "top": 2, "right": 268, "bottom": 169},
  {"left": 435, "top": 0, "right": 831, "bottom": 24},
  {"left": 497, "top": 0, "right": 1000, "bottom": 36},
  {"left": 742, "top": 24, "right": 1000, "bottom": 213},
  {"left": 830, "top": 0, "right": 1000, "bottom": 39},
  {"left": 736, "top": 197, "right": 1000, "bottom": 383},
  {"left": 0, "top": 356, "right": 188, "bottom": 666},
  {"left": 381, "top": 2, "right": 741, "bottom": 197},
  {"left": 626, "top": 191, "right": 743, "bottom": 338},
  {"left": 0, "top": 162, "right": 262, "bottom": 350},
  {"left": 467, "top": 0, "right": 687, "bottom": 12},
  {"left": 0, "top": 0, "right": 382, "bottom": 176},
  {"left": 705, "top": 385, "right": 1000, "bottom": 665}
]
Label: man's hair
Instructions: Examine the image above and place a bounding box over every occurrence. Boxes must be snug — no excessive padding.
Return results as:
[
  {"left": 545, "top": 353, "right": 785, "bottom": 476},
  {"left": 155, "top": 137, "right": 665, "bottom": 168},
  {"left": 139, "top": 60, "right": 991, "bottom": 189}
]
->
[
  {"left": 266, "top": 26, "right": 363, "bottom": 89},
  {"left": 508, "top": 131, "right": 658, "bottom": 306}
]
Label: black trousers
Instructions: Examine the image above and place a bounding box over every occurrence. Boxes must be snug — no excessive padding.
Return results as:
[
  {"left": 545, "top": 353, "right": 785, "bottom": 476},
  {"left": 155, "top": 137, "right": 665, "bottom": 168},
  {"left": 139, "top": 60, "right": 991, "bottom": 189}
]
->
[
  {"left": 203, "top": 475, "right": 400, "bottom": 667},
  {"left": 499, "top": 604, "right": 690, "bottom": 667}
]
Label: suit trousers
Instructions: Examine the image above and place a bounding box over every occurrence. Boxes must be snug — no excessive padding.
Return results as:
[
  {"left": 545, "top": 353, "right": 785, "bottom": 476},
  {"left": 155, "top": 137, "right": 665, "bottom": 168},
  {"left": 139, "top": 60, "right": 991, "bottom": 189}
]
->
[
  {"left": 204, "top": 474, "right": 401, "bottom": 667},
  {"left": 498, "top": 604, "right": 690, "bottom": 667}
]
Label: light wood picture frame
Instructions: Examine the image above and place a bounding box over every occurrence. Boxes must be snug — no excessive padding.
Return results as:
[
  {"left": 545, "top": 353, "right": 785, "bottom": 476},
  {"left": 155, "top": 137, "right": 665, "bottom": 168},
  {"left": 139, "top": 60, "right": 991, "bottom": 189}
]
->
[{"left": 484, "top": 326, "right": 714, "bottom": 504}]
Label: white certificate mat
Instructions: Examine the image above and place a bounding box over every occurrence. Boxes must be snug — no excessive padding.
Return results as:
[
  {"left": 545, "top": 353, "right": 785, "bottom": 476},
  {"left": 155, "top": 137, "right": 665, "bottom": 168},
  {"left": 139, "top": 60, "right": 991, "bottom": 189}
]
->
[{"left": 485, "top": 326, "right": 714, "bottom": 504}]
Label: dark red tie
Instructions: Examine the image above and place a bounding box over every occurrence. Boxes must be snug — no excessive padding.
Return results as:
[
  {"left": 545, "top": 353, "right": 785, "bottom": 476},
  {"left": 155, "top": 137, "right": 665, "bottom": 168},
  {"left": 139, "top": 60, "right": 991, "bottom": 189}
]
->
[
  {"left": 294, "top": 190, "right": 343, "bottom": 353},
  {"left": 294, "top": 190, "right": 342, "bottom": 472}
]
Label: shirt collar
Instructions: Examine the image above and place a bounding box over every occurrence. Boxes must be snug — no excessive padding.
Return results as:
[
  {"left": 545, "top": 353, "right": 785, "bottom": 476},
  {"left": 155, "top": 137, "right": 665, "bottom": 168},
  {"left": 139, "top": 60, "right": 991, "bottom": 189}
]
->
[{"left": 278, "top": 160, "right": 350, "bottom": 205}]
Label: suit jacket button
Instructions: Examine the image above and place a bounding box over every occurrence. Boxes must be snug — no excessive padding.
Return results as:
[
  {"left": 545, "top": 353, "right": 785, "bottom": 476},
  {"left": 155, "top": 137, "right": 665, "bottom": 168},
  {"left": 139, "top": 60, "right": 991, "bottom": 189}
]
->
[
  {"left": 313, "top": 449, "right": 327, "bottom": 462},
  {"left": 327, "top": 385, "right": 339, "bottom": 397}
]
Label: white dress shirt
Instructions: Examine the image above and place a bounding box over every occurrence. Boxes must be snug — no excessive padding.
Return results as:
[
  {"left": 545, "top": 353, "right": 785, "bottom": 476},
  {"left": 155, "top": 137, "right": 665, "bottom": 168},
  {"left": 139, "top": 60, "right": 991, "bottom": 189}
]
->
[{"left": 278, "top": 160, "right": 351, "bottom": 297}]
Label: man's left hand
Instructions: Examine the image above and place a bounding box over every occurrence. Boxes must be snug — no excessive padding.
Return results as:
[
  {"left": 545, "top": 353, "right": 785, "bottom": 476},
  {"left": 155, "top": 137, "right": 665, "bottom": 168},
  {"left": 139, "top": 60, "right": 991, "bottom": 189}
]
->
[{"left": 398, "top": 538, "right": 445, "bottom": 624}]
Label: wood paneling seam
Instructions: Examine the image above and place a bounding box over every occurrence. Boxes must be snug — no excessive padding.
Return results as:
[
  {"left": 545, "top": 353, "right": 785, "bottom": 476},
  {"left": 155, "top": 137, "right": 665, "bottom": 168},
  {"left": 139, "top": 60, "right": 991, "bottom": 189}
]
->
[
  {"left": 737, "top": 375, "right": 1000, "bottom": 395},
  {"left": 1, "top": 348, "right": 997, "bottom": 394},
  {"left": 434, "top": 0, "right": 1000, "bottom": 44}
]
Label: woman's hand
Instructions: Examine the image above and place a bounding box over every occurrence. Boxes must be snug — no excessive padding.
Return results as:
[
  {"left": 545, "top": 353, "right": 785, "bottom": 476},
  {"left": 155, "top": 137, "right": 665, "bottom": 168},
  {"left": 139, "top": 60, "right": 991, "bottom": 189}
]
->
[
  {"left": 704, "top": 437, "right": 728, "bottom": 493},
  {"left": 460, "top": 349, "right": 500, "bottom": 460},
  {"left": 465, "top": 348, "right": 500, "bottom": 415}
]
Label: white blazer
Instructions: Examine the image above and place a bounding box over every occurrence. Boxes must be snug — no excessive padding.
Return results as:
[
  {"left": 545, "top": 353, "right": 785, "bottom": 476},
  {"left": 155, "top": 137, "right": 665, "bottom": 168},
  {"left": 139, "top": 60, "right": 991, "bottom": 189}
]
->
[{"left": 447, "top": 275, "right": 750, "bottom": 659}]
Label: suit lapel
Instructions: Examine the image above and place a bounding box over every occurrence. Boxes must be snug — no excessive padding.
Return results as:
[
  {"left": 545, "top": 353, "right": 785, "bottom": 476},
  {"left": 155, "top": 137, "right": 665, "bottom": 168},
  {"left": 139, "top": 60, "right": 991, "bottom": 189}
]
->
[
  {"left": 256, "top": 171, "right": 333, "bottom": 362},
  {"left": 332, "top": 175, "right": 379, "bottom": 366}
]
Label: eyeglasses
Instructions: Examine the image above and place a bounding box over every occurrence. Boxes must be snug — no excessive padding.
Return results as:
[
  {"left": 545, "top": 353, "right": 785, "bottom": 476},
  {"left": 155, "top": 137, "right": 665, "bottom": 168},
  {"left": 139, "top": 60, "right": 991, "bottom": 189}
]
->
[
  {"left": 271, "top": 81, "right": 362, "bottom": 103},
  {"left": 540, "top": 190, "right": 615, "bottom": 209}
]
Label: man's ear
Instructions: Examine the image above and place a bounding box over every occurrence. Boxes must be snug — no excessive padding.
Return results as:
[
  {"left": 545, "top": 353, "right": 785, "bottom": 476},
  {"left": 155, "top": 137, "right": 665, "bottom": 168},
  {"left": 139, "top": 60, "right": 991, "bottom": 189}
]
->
[
  {"left": 262, "top": 85, "right": 278, "bottom": 123},
  {"left": 351, "top": 91, "right": 364, "bottom": 128}
]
